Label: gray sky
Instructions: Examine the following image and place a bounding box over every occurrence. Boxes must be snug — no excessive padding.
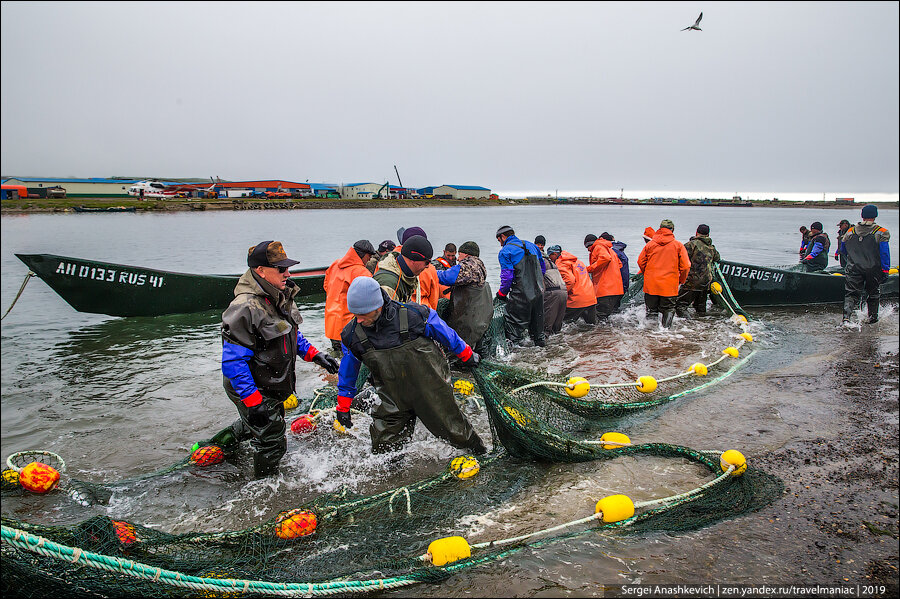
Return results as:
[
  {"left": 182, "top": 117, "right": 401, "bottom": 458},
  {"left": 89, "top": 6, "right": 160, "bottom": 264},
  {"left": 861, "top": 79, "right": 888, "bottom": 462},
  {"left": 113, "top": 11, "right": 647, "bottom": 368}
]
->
[{"left": 2, "top": 1, "right": 898, "bottom": 193}]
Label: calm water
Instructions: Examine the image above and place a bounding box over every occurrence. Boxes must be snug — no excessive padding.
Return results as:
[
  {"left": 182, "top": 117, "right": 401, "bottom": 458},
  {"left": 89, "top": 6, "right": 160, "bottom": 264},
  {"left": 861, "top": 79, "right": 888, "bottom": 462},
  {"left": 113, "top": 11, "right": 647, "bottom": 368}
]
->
[{"left": 1, "top": 205, "right": 898, "bottom": 595}]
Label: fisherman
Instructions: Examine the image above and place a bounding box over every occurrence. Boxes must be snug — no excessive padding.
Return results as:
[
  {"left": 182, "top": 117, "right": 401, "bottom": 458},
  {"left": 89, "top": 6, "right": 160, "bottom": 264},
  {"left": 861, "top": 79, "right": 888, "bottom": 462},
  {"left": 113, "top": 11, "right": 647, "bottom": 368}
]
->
[
  {"left": 798, "top": 226, "right": 810, "bottom": 256},
  {"left": 366, "top": 239, "right": 395, "bottom": 275},
  {"left": 432, "top": 243, "right": 458, "bottom": 270},
  {"left": 584, "top": 233, "right": 624, "bottom": 320},
  {"left": 541, "top": 244, "right": 570, "bottom": 333},
  {"left": 675, "top": 224, "right": 721, "bottom": 318},
  {"left": 547, "top": 244, "right": 597, "bottom": 325},
  {"left": 373, "top": 233, "right": 434, "bottom": 304},
  {"left": 642, "top": 227, "right": 655, "bottom": 245},
  {"left": 335, "top": 276, "right": 487, "bottom": 454},
  {"left": 534, "top": 235, "right": 546, "bottom": 253},
  {"left": 221, "top": 241, "right": 340, "bottom": 477},
  {"left": 435, "top": 241, "right": 493, "bottom": 353},
  {"left": 324, "top": 240, "right": 375, "bottom": 352},
  {"left": 495, "top": 225, "right": 547, "bottom": 346},
  {"left": 800, "top": 221, "right": 830, "bottom": 271},
  {"left": 637, "top": 219, "right": 691, "bottom": 328},
  {"left": 600, "top": 232, "right": 630, "bottom": 311},
  {"left": 386, "top": 226, "right": 441, "bottom": 309},
  {"left": 839, "top": 205, "right": 892, "bottom": 324},
  {"left": 834, "top": 219, "right": 851, "bottom": 268}
]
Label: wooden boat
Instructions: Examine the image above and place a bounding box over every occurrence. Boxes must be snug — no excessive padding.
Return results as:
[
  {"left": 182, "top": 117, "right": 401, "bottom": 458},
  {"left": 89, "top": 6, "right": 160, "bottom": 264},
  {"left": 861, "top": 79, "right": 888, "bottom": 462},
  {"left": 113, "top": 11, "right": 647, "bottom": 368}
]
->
[
  {"left": 717, "top": 260, "right": 899, "bottom": 307},
  {"left": 15, "top": 254, "right": 326, "bottom": 317}
]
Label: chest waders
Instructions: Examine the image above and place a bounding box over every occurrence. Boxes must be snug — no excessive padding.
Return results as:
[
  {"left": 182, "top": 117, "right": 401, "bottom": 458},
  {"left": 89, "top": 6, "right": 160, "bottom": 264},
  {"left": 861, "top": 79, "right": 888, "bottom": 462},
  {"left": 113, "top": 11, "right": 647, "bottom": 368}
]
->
[
  {"left": 447, "top": 283, "right": 493, "bottom": 354},
  {"left": 503, "top": 242, "right": 545, "bottom": 345},
  {"left": 224, "top": 292, "right": 299, "bottom": 478},
  {"left": 803, "top": 233, "right": 830, "bottom": 271},
  {"left": 843, "top": 230, "right": 883, "bottom": 322},
  {"left": 355, "top": 307, "right": 486, "bottom": 455}
]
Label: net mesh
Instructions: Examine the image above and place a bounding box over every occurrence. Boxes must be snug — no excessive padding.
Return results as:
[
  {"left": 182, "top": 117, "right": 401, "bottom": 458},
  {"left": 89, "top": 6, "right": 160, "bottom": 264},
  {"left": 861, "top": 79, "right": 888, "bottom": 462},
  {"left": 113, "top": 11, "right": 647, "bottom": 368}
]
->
[{"left": 1, "top": 275, "right": 782, "bottom": 597}]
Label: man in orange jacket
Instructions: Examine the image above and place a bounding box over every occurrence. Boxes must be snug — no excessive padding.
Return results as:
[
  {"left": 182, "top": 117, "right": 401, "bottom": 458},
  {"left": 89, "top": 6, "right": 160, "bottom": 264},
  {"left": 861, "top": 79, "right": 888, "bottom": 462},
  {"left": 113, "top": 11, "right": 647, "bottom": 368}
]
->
[
  {"left": 324, "top": 240, "right": 375, "bottom": 351},
  {"left": 547, "top": 245, "right": 597, "bottom": 324},
  {"left": 584, "top": 234, "right": 625, "bottom": 320},
  {"left": 637, "top": 219, "right": 691, "bottom": 328}
]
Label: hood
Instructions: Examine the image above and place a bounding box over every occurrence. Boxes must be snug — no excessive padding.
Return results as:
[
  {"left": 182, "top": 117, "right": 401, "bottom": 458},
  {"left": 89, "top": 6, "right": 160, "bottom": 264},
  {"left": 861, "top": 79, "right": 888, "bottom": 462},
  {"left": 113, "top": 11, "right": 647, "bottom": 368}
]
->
[
  {"left": 612, "top": 241, "right": 627, "bottom": 251},
  {"left": 651, "top": 228, "right": 675, "bottom": 245},
  {"left": 336, "top": 246, "right": 367, "bottom": 269},
  {"left": 853, "top": 222, "right": 881, "bottom": 236},
  {"left": 557, "top": 250, "right": 581, "bottom": 267},
  {"left": 690, "top": 235, "right": 713, "bottom": 246}
]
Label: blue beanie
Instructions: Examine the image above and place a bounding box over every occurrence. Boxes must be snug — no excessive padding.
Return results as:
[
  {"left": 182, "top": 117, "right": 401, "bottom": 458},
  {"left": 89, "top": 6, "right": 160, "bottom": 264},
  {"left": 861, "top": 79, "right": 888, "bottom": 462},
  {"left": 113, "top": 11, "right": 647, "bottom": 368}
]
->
[
  {"left": 861, "top": 204, "right": 878, "bottom": 219},
  {"left": 346, "top": 276, "right": 383, "bottom": 314}
]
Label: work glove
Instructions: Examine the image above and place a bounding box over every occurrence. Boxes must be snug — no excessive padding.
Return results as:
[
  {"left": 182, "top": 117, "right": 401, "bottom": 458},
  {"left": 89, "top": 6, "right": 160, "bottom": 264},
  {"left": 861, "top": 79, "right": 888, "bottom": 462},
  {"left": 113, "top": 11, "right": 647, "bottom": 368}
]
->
[
  {"left": 335, "top": 410, "right": 353, "bottom": 430},
  {"left": 247, "top": 403, "right": 269, "bottom": 428},
  {"left": 462, "top": 351, "right": 481, "bottom": 369},
  {"left": 313, "top": 352, "right": 340, "bottom": 374},
  {"left": 495, "top": 291, "right": 507, "bottom": 303}
]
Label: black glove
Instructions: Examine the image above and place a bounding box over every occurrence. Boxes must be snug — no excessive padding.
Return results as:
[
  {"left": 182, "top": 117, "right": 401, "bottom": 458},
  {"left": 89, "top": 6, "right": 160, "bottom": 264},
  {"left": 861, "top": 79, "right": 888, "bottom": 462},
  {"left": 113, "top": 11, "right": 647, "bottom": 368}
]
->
[
  {"left": 335, "top": 410, "right": 353, "bottom": 429},
  {"left": 313, "top": 352, "right": 340, "bottom": 374},
  {"left": 462, "top": 351, "right": 481, "bottom": 369},
  {"left": 495, "top": 292, "right": 507, "bottom": 302},
  {"left": 247, "top": 403, "right": 269, "bottom": 428}
]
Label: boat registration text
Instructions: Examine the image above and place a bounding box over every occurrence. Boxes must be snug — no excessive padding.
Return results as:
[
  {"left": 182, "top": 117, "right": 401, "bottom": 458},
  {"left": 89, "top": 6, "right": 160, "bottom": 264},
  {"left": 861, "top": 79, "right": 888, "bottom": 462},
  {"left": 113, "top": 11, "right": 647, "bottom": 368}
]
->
[
  {"left": 719, "top": 264, "right": 784, "bottom": 283},
  {"left": 55, "top": 261, "right": 165, "bottom": 288}
]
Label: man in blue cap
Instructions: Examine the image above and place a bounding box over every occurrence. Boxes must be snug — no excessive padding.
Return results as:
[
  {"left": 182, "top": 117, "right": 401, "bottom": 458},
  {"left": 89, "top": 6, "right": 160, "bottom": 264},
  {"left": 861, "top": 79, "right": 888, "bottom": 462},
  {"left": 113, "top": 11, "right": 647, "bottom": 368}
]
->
[
  {"left": 838, "top": 205, "right": 892, "bottom": 324},
  {"left": 334, "top": 276, "right": 487, "bottom": 455}
]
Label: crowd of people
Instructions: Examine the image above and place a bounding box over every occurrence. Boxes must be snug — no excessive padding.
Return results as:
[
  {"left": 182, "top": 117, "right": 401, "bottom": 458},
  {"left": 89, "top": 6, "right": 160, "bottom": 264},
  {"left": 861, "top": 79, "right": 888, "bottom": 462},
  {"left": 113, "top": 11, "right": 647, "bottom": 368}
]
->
[{"left": 219, "top": 205, "right": 890, "bottom": 477}]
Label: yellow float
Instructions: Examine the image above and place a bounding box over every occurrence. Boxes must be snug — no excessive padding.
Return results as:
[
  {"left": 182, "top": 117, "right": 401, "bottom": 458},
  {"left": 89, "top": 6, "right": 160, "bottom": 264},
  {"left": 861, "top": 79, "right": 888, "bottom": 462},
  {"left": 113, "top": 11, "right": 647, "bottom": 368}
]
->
[
  {"left": 565, "top": 377, "right": 590, "bottom": 398},
  {"left": 449, "top": 455, "right": 480, "bottom": 480},
  {"left": 690, "top": 363, "right": 708, "bottom": 376},
  {"left": 720, "top": 450, "right": 747, "bottom": 476},
  {"left": 427, "top": 536, "right": 471, "bottom": 566},
  {"left": 595, "top": 494, "right": 636, "bottom": 523},
  {"left": 636, "top": 375, "right": 657, "bottom": 393},
  {"left": 599, "top": 432, "right": 631, "bottom": 450},
  {"left": 722, "top": 347, "right": 739, "bottom": 358}
]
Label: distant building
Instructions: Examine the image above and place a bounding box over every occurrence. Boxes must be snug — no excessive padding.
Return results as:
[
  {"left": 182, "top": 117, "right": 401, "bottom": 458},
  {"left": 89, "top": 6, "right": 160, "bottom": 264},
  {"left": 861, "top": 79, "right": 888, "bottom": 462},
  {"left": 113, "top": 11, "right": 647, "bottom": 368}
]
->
[
  {"left": 835, "top": 197, "right": 855, "bottom": 204},
  {"left": 341, "top": 182, "right": 387, "bottom": 199},
  {"left": 216, "top": 180, "right": 312, "bottom": 196},
  {"left": 432, "top": 184, "right": 491, "bottom": 199},
  {"left": 308, "top": 183, "right": 341, "bottom": 198},
  {"left": 2, "top": 177, "right": 141, "bottom": 197}
]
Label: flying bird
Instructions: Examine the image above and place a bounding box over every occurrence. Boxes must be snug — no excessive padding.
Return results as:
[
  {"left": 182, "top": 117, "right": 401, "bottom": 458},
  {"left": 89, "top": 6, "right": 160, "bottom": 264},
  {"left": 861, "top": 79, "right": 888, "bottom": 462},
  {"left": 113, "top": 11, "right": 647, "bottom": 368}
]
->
[{"left": 681, "top": 12, "right": 702, "bottom": 31}]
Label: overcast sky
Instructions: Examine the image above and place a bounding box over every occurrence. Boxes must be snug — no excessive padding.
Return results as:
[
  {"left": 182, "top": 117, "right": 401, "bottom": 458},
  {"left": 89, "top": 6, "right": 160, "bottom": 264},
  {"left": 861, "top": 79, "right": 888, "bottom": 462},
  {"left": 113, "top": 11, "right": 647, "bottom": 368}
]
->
[{"left": 1, "top": 1, "right": 897, "bottom": 194}]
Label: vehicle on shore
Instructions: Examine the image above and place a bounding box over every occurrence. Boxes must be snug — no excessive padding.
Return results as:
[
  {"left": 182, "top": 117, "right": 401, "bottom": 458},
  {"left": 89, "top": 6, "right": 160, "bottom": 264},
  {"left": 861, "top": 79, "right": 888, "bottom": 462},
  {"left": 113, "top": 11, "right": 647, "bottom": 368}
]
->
[{"left": 15, "top": 254, "right": 327, "bottom": 317}]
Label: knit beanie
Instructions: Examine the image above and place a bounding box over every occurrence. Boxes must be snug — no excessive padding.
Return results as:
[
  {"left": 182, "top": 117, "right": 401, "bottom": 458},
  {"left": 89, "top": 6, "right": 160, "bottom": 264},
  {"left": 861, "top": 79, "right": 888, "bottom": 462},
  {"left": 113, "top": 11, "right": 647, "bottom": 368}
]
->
[
  {"left": 346, "top": 276, "right": 383, "bottom": 314},
  {"left": 599, "top": 232, "right": 614, "bottom": 241},
  {"left": 584, "top": 234, "right": 598, "bottom": 248},
  {"left": 400, "top": 226, "right": 427, "bottom": 243},
  {"left": 400, "top": 235, "right": 433, "bottom": 261},
  {"left": 458, "top": 241, "right": 480, "bottom": 257},
  {"left": 861, "top": 204, "right": 878, "bottom": 219}
]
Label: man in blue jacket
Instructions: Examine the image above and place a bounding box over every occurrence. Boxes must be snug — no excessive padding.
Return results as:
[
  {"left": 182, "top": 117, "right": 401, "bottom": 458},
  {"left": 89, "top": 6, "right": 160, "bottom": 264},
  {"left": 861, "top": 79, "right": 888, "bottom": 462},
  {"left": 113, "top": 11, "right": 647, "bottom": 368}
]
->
[
  {"left": 495, "top": 225, "right": 546, "bottom": 346},
  {"left": 335, "top": 277, "right": 486, "bottom": 455},
  {"left": 800, "top": 222, "right": 830, "bottom": 271},
  {"left": 600, "top": 232, "right": 629, "bottom": 311},
  {"left": 839, "top": 205, "right": 892, "bottom": 324},
  {"left": 221, "top": 241, "right": 339, "bottom": 477}
]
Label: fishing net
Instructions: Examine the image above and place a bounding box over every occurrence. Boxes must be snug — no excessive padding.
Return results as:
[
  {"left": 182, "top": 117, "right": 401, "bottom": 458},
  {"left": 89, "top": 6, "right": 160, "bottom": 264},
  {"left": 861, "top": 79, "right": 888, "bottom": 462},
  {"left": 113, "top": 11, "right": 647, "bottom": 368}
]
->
[{"left": 1, "top": 437, "right": 782, "bottom": 598}]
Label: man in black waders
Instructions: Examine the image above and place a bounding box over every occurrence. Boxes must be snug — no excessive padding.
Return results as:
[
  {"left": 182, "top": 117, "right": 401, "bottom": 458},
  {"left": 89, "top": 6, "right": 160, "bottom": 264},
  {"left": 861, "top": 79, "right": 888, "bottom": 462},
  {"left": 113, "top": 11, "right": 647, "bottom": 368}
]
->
[
  {"left": 839, "top": 204, "right": 892, "bottom": 324},
  {"left": 220, "top": 241, "right": 340, "bottom": 477},
  {"left": 435, "top": 241, "right": 494, "bottom": 357},
  {"left": 495, "top": 225, "right": 547, "bottom": 347},
  {"left": 334, "top": 276, "right": 487, "bottom": 455}
]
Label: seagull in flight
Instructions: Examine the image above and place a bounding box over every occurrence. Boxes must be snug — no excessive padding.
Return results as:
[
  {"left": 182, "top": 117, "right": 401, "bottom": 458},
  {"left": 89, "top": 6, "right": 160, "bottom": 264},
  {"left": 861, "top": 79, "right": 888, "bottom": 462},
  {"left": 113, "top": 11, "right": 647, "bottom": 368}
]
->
[{"left": 681, "top": 12, "right": 702, "bottom": 31}]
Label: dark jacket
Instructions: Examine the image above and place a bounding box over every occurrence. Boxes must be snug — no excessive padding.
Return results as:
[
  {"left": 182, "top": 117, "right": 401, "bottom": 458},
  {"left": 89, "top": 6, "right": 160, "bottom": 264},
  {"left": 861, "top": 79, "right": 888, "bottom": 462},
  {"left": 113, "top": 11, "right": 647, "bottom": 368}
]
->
[
  {"left": 682, "top": 236, "right": 721, "bottom": 290},
  {"left": 611, "top": 241, "right": 630, "bottom": 292},
  {"left": 222, "top": 270, "right": 318, "bottom": 403}
]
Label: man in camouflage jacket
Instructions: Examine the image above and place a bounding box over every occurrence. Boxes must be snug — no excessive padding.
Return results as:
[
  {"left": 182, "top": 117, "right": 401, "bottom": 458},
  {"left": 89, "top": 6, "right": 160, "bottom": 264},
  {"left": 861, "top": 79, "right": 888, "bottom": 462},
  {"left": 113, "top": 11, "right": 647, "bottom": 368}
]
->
[{"left": 675, "top": 224, "right": 721, "bottom": 317}]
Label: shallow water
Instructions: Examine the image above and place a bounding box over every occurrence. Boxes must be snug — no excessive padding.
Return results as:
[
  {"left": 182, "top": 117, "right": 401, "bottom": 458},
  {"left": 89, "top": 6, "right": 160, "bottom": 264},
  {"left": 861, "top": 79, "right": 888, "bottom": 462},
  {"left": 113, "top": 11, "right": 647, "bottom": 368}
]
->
[{"left": 1, "top": 206, "right": 898, "bottom": 594}]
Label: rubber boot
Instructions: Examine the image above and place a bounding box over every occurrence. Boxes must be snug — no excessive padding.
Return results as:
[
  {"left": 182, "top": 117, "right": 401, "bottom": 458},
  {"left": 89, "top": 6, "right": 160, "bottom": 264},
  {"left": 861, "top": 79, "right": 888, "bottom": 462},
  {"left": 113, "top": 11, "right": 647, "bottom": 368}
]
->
[
  {"left": 842, "top": 296, "right": 857, "bottom": 323},
  {"left": 661, "top": 311, "right": 675, "bottom": 329},
  {"left": 252, "top": 452, "right": 279, "bottom": 479},
  {"left": 866, "top": 299, "right": 879, "bottom": 324}
]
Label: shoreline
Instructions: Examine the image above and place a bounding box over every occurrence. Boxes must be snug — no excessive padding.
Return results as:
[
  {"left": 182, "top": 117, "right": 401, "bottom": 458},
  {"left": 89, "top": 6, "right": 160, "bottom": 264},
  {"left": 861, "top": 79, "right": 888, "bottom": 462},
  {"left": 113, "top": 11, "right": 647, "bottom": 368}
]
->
[{"left": 2, "top": 197, "right": 898, "bottom": 214}]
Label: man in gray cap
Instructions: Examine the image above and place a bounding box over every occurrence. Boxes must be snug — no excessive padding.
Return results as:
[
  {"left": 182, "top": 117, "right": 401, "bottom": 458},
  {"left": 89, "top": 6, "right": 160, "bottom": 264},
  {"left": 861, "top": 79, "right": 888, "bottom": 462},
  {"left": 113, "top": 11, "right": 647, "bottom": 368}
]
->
[
  {"left": 221, "top": 241, "right": 339, "bottom": 477},
  {"left": 838, "top": 205, "right": 892, "bottom": 324},
  {"left": 334, "top": 276, "right": 487, "bottom": 455},
  {"left": 496, "top": 225, "right": 547, "bottom": 346}
]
